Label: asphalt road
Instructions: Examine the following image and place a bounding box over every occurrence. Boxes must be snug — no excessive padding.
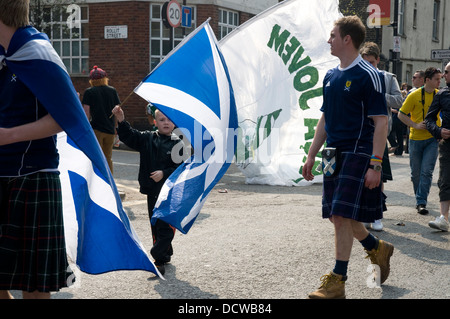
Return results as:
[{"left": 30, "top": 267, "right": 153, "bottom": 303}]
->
[{"left": 21, "top": 148, "right": 449, "bottom": 301}]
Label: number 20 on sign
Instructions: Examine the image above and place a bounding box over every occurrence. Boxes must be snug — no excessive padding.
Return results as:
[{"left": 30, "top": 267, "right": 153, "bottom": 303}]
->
[{"left": 167, "top": 0, "right": 182, "bottom": 28}]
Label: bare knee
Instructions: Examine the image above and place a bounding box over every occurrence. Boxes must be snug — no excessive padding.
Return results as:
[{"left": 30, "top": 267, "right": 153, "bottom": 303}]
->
[
  {"left": 0, "top": 291, "right": 14, "bottom": 299},
  {"left": 22, "top": 291, "right": 51, "bottom": 299},
  {"left": 330, "top": 215, "right": 350, "bottom": 229}
]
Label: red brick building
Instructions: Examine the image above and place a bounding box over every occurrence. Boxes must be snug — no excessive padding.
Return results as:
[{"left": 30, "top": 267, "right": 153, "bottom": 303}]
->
[{"left": 31, "top": 0, "right": 278, "bottom": 129}]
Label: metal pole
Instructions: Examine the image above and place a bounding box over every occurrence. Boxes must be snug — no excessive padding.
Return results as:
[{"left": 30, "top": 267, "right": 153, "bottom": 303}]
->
[
  {"left": 182, "top": 0, "right": 186, "bottom": 37},
  {"left": 392, "top": 0, "right": 399, "bottom": 79}
]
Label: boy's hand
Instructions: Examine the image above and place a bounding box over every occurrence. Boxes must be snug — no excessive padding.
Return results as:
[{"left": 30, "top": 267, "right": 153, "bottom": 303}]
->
[
  {"left": 112, "top": 105, "right": 124, "bottom": 122},
  {"left": 150, "top": 170, "right": 163, "bottom": 182}
]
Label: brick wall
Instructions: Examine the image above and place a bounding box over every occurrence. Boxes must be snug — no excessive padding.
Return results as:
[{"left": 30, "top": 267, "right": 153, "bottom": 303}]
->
[
  {"left": 197, "top": 4, "right": 219, "bottom": 35},
  {"left": 70, "top": 1, "right": 385, "bottom": 130},
  {"left": 73, "top": 1, "right": 151, "bottom": 130},
  {"left": 71, "top": 2, "right": 256, "bottom": 130},
  {"left": 339, "top": 0, "right": 382, "bottom": 46}
]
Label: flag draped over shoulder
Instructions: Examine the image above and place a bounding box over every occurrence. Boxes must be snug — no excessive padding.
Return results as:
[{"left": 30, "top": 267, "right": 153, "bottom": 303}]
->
[
  {"left": 0, "top": 26, "right": 161, "bottom": 277},
  {"left": 220, "top": 0, "right": 341, "bottom": 186},
  {"left": 134, "top": 20, "right": 238, "bottom": 234}
]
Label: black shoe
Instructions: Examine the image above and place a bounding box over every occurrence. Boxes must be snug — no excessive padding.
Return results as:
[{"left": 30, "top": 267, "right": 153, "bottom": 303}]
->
[
  {"left": 154, "top": 261, "right": 166, "bottom": 275},
  {"left": 416, "top": 204, "right": 429, "bottom": 215},
  {"left": 155, "top": 264, "right": 165, "bottom": 275}
]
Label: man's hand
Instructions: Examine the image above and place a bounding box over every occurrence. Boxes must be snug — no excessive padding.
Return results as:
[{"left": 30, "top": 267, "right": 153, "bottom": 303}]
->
[
  {"left": 441, "top": 128, "right": 450, "bottom": 140},
  {"left": 414, "top": 121, "right": 427, "bottom": 131},
  {"left": 364, "top": 168, "right": 381, "bottom": 189},
  {"left": 302, "top": 157, "right": 316, "bottom": 181}
]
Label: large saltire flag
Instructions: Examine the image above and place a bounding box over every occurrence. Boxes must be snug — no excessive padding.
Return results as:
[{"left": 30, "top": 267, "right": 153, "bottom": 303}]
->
[
  {"left": 220, "top": 0, "right": 341, "bottom": 186},
  {"left": 0, "top": 26, "right": 162, "bottom": 277},
  {"left": 134, "top": 20, "right": 238, "bottom": 234}
]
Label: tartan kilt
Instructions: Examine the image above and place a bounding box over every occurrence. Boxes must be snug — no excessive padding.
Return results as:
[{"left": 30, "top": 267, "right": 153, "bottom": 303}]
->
[
  {"left": 322, "top": 152, "right": 384, "bottom": 223},
  {"left": 0, "top": 172, "right": 73, "bottom": 292}
]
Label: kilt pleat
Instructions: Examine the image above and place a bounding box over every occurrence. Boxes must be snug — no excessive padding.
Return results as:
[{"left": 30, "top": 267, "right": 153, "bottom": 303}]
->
[
  {"left": 322, "top": 152, "right": 384, "bottom": 223},
  {"left": 0, "top": 173, "right": 73, "bottom": 292}
]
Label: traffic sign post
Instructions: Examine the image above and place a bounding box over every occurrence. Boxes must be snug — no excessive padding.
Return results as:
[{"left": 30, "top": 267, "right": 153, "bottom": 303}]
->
[
  {"left": 167, "top": 0, "right": 181, "bottom": 28},
  {"left": 431, "top": 50, "right": 450, "bottom": 71},
  {"left": 181, "top": 6, "right": 192, "bottom": 28},
  {"left": 431, "top": 49, "right": 450, "bottom": 60},
  {"left": 162, "top": 0, "right": 182, "bottom": 29}
]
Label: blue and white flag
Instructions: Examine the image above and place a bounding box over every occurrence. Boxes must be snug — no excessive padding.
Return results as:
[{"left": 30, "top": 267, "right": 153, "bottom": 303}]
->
[
  {"left": 134, "top": 20, "right": 238, "bottom": 234},
  {"left": 1, "top": 26, "right": 161, "bottom": 277}
]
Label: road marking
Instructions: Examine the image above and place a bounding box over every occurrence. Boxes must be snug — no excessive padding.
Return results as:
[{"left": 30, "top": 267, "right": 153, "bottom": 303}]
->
[
  {"left": 116, "top": 182, "right": 140, "bottom": 192},
  {"left": 114, "top": 161, "right": 139, "bottom": 167},
  {"left": 123, "top": 200, "right": 147, "bottom": 207}
]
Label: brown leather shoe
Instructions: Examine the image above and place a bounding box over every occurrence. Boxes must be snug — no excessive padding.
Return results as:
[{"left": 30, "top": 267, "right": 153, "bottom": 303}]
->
[
  {"left": 308, "top": 272, "right": 346, "bottom": 299},
  {"left": 365, "top": 240, "right": 394, "bottom": 284}
]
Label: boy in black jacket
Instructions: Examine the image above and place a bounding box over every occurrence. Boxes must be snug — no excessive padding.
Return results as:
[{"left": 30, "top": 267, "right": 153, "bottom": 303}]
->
[{"left": 112, "top": 105, "right": 186, "bottom": 275}]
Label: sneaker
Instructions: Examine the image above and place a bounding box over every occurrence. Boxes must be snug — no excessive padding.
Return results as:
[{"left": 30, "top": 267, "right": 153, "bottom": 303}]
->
[
  {"left": 365, "top": 240, "right": 394, "bottom": 284},
  {"left": 388, "top": 146, "right": 398, "bottom": 154},
  {"left": 371, "top": 219, "right": 383, "bottom": 231},
  {"left": 307, "top": 272, "right": 346, "bottom": 299},
  {"left": 416, "top": 204, "right": 429, "bottom": 215},
  {"left": 428, "top": 215, "right": 449, "bottom": 232}
]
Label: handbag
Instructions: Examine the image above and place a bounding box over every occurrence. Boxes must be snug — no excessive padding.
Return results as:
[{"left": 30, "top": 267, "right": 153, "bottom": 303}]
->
[{"left": 321, "top": 147, "right": 339, "bottom": 177}]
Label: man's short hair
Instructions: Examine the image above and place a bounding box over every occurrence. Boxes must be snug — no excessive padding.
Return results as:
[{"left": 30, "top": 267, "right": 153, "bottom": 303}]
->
[
  {"left": 335, "top": 16, "right": 366, "bottom": 50},
  {"left": 0, "top": 0, "right": 30, "bottom": 28},
  {"left": 414, "top": 70, "right": 425, "bottom": 78},
  {"left": 360, "top": 42, "right": 380, "bottom": 59},
  {"left": 424, "top": 67, "right": 441, "bottom": 80}
]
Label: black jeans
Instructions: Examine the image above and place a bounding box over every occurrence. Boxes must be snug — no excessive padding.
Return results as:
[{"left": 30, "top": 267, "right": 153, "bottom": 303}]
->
[
  {"left": 147, "top": 194, "right": 175, "bottom": 264},
  {"left": 438, "top": 140, "right": 450, "bottom": 202},
  {"left": 388, "top": 113, "right": 406, "bottom": 155}
]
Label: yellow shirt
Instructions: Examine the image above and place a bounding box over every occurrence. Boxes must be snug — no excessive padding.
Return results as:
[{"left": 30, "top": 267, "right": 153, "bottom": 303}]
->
[{"left": 400, "top": 87, "right": 441, "bottom": 140}]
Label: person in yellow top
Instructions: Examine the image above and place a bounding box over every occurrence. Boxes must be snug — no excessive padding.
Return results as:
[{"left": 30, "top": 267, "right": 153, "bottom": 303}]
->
[{"left": 398, "top": 67, "right": 442, "bottom": 215}]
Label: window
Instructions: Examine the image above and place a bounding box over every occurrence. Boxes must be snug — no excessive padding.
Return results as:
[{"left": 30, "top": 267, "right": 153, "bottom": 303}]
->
[
  {"left": 432, "top": 0, "right": 440, "bottom": 41},
  {"left": 32, "top": 4, "right": 89, "bottom": 75},
  {"left": 218, "top": 8, "right": 238, "bottom": 40},
  {"left": 150, "top": 4, "right": 197, "bottom": 70},
  {"left": 397, "top": 0, "right": 405, "bottom": 36},
  {"left": 413, "top": 3, "right": 417, "bottom": 29}
]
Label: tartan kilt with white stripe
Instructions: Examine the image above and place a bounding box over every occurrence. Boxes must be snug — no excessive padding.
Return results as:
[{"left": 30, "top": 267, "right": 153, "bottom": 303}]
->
[
  {"left": 322, "top": 152, "right": 385, "bottom": 223},
  {"left": 0, "top": 172, "right": 73, "bottom": 292}
]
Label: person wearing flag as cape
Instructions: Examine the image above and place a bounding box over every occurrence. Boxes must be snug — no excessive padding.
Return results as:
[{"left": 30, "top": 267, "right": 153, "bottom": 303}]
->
[
  {"left": 302, "top": 16, "right": 394, "bottom": 299},
  {"left": 0, "top": 0, "right": 73, "bottom": 299}
]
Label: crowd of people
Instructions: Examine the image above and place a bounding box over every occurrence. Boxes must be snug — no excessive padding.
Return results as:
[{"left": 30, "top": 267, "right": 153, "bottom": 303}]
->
[
  {"left": 358, "top": 45, "right": 450, "bottom": 234},
  {"left": 381, "top": 64, "right": 450, "bottom": 233},
  {"left": 302, "top": 16, "right": 449, "bottom": 299}
]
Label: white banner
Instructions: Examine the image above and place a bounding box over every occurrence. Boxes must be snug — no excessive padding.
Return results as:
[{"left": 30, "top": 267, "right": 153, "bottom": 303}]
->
[{"left": 220, "top": 0, "right": 342, "bottom": 186}]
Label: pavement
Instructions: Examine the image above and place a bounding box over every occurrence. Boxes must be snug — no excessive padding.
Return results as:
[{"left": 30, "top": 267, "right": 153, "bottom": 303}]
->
[{"left": 12, "top": 149, "right": 449, "bottom": 302}]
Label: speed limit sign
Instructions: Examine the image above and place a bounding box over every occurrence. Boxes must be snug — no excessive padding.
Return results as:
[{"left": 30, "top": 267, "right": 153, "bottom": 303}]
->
[{"left": 163, "top": 0, "right": 181, "bottom": 28}]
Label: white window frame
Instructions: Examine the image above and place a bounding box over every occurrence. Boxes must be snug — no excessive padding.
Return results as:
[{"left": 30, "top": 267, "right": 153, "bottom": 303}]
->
[
  {"left": 218, "top": 8, "right": 239, "bottom": 40},
  {"left": 149, "top": 3, "right": 197, "bottom": 70},
  {"left": 432, "top": 0, "right": 440, "bottom": 41},
  {"left": 38, "top": 4, "right": 89, "bottom": 75},
  {"left": 397, "top": 0, "right": 405, "bottom": 36}
]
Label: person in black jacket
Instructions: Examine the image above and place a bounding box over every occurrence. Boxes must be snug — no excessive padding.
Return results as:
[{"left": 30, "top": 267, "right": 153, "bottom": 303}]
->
[
  {"left": 112, "top": 105, "right": 186, "bottom": 274},
  {"left": 425, "top": 62, "right": 450, "bottom": 232}
]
